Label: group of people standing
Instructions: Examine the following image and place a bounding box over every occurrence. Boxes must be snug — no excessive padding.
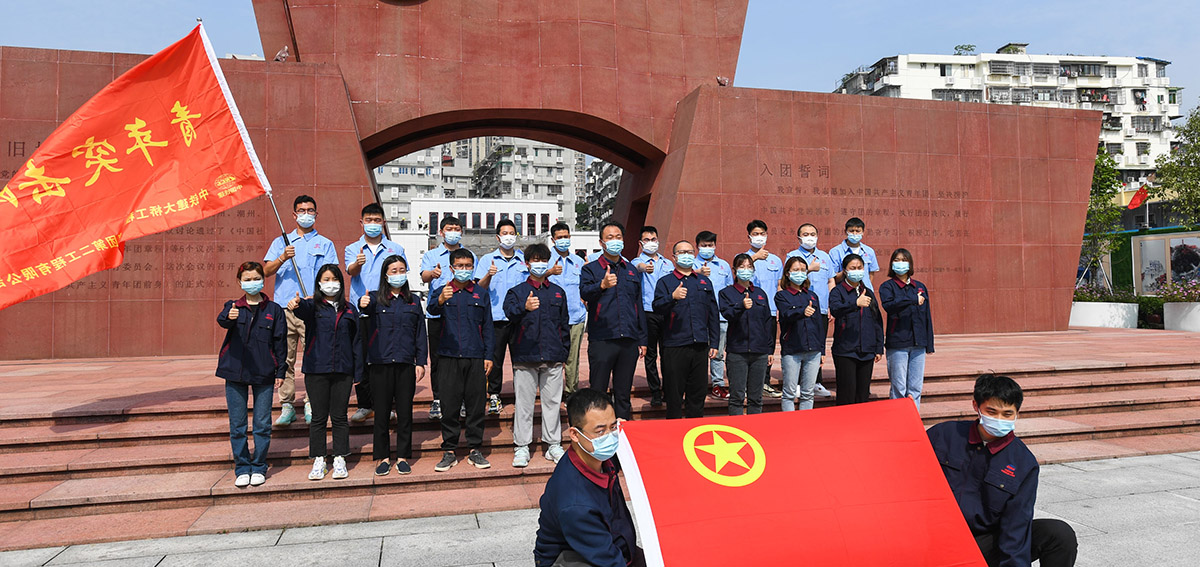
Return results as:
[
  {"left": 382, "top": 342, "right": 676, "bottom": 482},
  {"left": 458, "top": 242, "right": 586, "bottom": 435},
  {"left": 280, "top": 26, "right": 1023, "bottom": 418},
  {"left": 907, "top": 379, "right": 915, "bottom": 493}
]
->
[{"left": 213, "top": 194, "right": 936, "bottom": 487}]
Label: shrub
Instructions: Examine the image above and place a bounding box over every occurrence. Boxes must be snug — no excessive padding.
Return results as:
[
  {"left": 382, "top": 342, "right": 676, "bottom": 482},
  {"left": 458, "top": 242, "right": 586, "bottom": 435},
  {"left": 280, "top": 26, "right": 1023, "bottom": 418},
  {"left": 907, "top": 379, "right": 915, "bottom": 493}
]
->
[{"left": 1073, "top": 284, "right": 1136, "bottom": 303}]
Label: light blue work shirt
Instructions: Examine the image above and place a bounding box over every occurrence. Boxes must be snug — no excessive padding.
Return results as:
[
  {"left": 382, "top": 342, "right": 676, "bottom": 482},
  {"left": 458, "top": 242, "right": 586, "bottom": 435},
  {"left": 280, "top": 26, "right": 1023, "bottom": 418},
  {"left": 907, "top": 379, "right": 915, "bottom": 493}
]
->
[
  {"left": 829, "top": 240, "right": 880, "bottom": 291},
  {"left": 549, "top": 251, "right": 587, "bottom": 325},
  {"left": 786, "top": 246, "right": 835, "bottom": 315},
  {"left": 344, "top": 236, "right": 408, "bottom": 305},
  {"left": 632, "top": 253, "right": 674, "bottom": 312},
  {"left": 419, "top": 244, "right": 477, "bottom": 319},
  {"left": 743, "top": 248, "right": 783, "bottom": 315},
  {"left": 264, "top": 229, "right": 337, "bottom": 306},
  {"left": 475, "top": 248, "right": 527, "bottom": 321},
  {"left": 586, "top": 251, "right": 602, "bottom": 262},
  {"left": 698, "top": 256, "right": 733, "bottom": 322}
]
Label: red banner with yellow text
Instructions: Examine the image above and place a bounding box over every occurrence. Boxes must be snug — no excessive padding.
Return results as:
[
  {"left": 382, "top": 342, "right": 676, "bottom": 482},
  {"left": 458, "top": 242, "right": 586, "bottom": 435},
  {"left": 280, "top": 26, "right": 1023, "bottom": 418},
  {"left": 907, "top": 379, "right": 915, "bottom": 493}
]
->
[
  {"left": 0, "top": 24, "right": 269, "bottom": 310},
  {"left": 617, "top": 399, "right": 987, "bottom": 566}
]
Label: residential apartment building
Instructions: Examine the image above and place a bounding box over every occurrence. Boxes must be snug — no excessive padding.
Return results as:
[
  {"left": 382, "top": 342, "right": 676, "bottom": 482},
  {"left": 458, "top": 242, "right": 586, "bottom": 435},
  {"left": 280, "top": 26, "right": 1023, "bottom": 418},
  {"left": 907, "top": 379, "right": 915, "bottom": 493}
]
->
[
  {"left": 472, "top": 137, "right": 582, "bottom": 227},
  {"left": 579, "top": 159, "right": 622, "bottom": 230},
  {"left": 373, "top": 144, "right": 474, "bottom": 231}
]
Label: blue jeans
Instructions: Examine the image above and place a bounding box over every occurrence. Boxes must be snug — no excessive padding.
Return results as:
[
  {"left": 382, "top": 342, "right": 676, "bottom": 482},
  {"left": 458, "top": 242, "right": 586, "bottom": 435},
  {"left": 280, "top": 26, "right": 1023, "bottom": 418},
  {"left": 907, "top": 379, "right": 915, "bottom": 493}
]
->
[
  {"left": 225, "top": 381, "right": 274, "bottom": 475},
  {"left": 886, "top": 347, "right": 927, "bottom": 408},
  {"left": 780, "top": 351, "right": 822, "bottom": 411},
  {"left": 709, "top": 321, "right": 728, "bottom": 387}
]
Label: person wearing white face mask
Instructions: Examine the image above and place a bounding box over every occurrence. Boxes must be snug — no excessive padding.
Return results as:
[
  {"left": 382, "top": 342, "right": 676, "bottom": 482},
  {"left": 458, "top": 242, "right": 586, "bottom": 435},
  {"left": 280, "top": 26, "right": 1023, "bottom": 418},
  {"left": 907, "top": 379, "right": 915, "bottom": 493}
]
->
[
  {"left": 878, "top": 248, "right": 934, "bottom": 409},
  {"left": 786, "top": 223, "right": 836, "bottom": 398},
  {"left": 263, "top": 195, "right": 338, "bottom": 427},
  {"left": 633, "top": 226, "right": 672, "bottom": 407},
  {"left": 744, "top": 219, "right": 784, "bottom": 399},
  {"left": 927, "top": 375, "right": 1078, "bottom": 567},
  {"left": 419, "top": 216, "right": 476, "bottom": 422},
  {"left": 535, "top": 388, "right": 646, "bottom": 567},
  {"left": 476, "top": 219, "right": 526, "bottom": 416}
]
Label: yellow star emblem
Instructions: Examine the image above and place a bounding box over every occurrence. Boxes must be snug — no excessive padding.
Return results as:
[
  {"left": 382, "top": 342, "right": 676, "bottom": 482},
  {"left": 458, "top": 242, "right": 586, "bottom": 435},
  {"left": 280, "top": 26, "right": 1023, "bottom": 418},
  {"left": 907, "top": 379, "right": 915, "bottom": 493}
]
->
[
  {"left": 682, "top": 424, "right": 766, "bottom": 487},
  {"left": 694, "top": 432, "right": 750, "bottom": 474}
]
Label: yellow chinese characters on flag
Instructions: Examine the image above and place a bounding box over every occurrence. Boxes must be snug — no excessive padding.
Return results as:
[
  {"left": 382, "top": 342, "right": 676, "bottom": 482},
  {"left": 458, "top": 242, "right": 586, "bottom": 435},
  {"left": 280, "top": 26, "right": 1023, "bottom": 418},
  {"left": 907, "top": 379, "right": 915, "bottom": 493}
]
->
[{"left": 0, "top": 25, "right": 270, "bottom": 310}]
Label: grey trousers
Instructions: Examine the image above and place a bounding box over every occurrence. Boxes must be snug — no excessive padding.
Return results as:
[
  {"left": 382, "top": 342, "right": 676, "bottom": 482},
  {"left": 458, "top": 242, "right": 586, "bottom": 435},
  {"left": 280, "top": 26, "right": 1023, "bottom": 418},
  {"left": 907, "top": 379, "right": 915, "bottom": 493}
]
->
[{"left": 513, "top": 362, "right": 564, "bottom": 447}]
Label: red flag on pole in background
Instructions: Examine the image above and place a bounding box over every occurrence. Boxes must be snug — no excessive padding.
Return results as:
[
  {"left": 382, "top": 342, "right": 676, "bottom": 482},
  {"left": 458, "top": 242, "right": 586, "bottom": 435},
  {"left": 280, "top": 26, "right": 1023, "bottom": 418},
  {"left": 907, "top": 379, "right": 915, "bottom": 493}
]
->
[
  {"left": 1127, "top": 185, "right": 1150, "bottom": 210},
  {"left": 617, "top": 399, "right": 987, "bottom": 567},
  {"left": 0, "top": 24, "right": 270, "bottom": 310}
]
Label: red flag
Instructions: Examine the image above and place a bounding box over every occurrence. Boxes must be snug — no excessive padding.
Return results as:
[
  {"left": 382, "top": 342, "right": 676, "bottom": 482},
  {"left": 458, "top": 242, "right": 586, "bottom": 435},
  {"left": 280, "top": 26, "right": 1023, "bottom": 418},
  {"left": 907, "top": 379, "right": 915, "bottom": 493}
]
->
[
  {"left": 1127, "top": 185, "right": 1149, "bottom": 210},
  {"left": 0, "top": 24, "right": 269, "bottom": 310},
  {"left": 617, "top": 399, "right": 986, "bottom": 566}
]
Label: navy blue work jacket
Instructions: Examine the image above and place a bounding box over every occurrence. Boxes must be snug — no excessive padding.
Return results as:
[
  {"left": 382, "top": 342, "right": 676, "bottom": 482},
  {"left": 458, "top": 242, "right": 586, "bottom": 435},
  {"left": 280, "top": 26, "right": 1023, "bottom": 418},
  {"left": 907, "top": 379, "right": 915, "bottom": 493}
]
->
[
  {"left": 879, "top": 277, "right": 935, "bottom": 352},
  {"left": 580, "top": 255, "right": 647, "bottom": 346},
  {"left": 359, "top": 290, "right": 428, "bottom": 366},
  {"left": 217, "top": 296, "right": 288, "bottom": 385},
  {"left": 828, "top": 281, "right": 884, "bottom": 360},
  {"left": 294, "top": 298, "right": 364, "bottom": 381},
  {"left": 652, "top": 270, "right": 719, "bottom": 349},
  {"left": 718, "top": 282, "right": 774, "bottom": 355},
  {"left": 425, "top": 281, "right": 495, "bottom": 360},
  {"left": 775, "top": 287, "right": 826, "bottom": 355},
  {"left": 535, "top": 450, "right": 645, "bottom": 567},
  {"left": 503, "top": 278, "right": 571, "bottom": 364}
]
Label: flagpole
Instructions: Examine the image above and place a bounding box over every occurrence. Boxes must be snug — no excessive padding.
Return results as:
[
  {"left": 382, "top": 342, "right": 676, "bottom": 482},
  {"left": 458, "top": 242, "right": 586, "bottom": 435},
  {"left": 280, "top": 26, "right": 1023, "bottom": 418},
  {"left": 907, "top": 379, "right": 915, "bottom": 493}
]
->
[{"left": 266, "top": 190, "right": 308, "bottom": 297}]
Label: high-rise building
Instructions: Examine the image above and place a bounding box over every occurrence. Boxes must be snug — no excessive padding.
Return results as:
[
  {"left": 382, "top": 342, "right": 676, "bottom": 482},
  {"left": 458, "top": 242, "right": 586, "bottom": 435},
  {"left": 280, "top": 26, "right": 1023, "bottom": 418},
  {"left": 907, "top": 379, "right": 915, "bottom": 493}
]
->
[
  {"left": 372, "top": 144, "right": 473, "bottom": 233},
  {"left": 580, "top": 158, "right": 622, "bottom": 230},
  {"left": 473, "top": 137, "right": 581, "bottom": 227}
]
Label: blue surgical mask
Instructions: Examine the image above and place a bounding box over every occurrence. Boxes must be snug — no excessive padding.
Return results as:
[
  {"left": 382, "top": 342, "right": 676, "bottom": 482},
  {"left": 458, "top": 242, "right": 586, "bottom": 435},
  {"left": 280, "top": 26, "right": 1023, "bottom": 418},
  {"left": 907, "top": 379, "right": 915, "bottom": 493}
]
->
[
  {"left": 892, "top": 261, "right": 910, "bottom": 275},
  {"left": 453, "top": 269, "right": 473, "bottom": 283},
  {"left": 387, "top": 274, "right": 407, "bottom": 288},
  {"left": 554, "top": 238, "right": 571, "bottom": 252},
  {"left": 979, "top": 413, "right": 1016, "bottom": 438},
  {"left": 788, "top": 271, "right": 807, "bottom": 285},
  {"left": 576, "top": 427, "right": 620, "bottom": 462},
  {"left": 675, "top": 253, "right": 695, "bottom": 269},
  {"left": 530, "top": 262, "right": 549, "bottom": 277},
  {"left": 846, "top": 232, "right": 863, "bottom": 245},
  {"left": 604, "top": 240, "right": 624, "bottom": 256},
  {"left": 698, "top": 247, "right": 715, "bottom": 260},
  {"left": 364, "top": 223, "right": 383, "bottom": 238},
  {"left": 846, "top": 269, "right": 865, "bottom": 283},
  {"left": 296, "top": 213, "right": 315, "bottom": 228},
  {"left": 240, "top": 280, "right": 264, "bottom": 295},
  {"left": 736, "top": 268, "right": 754, "bottom": 282},
  {"left": 443, "top": 231, "right": 462, "bottom": 245}
]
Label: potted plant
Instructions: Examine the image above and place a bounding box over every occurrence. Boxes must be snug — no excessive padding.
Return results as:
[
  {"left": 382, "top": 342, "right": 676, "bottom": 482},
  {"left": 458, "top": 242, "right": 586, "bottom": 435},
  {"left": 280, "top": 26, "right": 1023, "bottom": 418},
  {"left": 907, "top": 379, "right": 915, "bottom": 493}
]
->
[
  {"left": 1159, "top": 279, "right": 1200, "bottom": 331},
  {"left": 1070, "top": 285, "right": 1139, "bottom": 328}
]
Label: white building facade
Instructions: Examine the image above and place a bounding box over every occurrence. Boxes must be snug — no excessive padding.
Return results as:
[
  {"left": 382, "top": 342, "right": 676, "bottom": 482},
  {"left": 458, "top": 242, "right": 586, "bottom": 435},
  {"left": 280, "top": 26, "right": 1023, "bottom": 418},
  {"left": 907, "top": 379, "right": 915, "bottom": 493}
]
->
[{"left": 473, "top": 137, "right": 582, "bottom": 228}]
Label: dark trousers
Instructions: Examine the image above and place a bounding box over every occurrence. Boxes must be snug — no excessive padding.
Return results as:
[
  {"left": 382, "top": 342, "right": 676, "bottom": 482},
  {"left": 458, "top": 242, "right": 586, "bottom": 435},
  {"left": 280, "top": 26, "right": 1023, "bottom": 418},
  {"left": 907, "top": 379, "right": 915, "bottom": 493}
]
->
[
  {"left": 354, "top": 380, "right": 372, "bottom": 409},
  {"left": 306, "top": 372, "right": 351, "bottom": 458},
  {"left": 727, "top": 352, "right": 768, "bottom": 415},
  {"left": 975, "top": 519, "right": 1078, "bottom": 567},
  {"left": 427, "top": 318, "right": 444, "bottom": 399},
  {"left": 662, "top": 343, "right": 709, "bottom": 419},
  {"left": 437, "top": 356, "right": 486, "bottom": 451},
  {"left": 833, "top": 355, "right": 874, "bottom": 405},
  {"left": 643, "top": 312, "right": 664, "bottom": 397},
  {"left": 485, "top": 320, "right": 514, "bottom": 397},
  {"left": 817, "top": 314, "right": 828, "bottom": 385},
  {"left": 587, "top": 338, "right": 639, "bottom": 420},
  {"left": 764, "top": 315, "right": 777, "bottom": 385},
  {"left": 370, "top": 363, "right": 416, "bottom": 460}
]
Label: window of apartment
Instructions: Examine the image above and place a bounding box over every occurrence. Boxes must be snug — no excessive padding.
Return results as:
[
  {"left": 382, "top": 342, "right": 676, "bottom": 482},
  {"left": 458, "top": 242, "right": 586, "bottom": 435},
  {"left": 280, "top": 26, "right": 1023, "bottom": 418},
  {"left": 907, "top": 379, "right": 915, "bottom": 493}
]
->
[
  {"left": 1132, "top": 116, "right": 1162, "bottom": 132},
  {"left": 389, "top": 186, "right": 399, "bottom": 199},
  {"left": 1103, "top": 114, "right": 1123, "bottom": 130},
  {"left": 1014, "top": 62, "right": 1032, "bottom": 76},
  {"left": 1034, "top": 88, "right": 1055, "bottom": 102},
  {"left": 1137, "top": 64, "right": 1149, "bottom": 78},
  {"left": 988, "top": 61, "right": 1013, "bottom": 75},
  {"left": 458, "top": 212, "right": 467, "bottom": 225},
  {"left": 1169, "top": 90, "right": 1179, "bottom": 105},
  {"left": 1012, "top": 88, "right": 1033, "bottom": 103},
  {"left": 1078, "top": 88, "right": 1109, "bottom": 103},
  {"left": 1156, "top": 63, "right": 1167, "bottom": 78},
  {"left": 1104, "top": 66, "right": 1117, "bottom": 78},
  {"left": 1136, "top": 142, "right": 1152, "bottom": 155},
  {"left": 486, "top": 213, "right": 496, "bottom": 229},
  {"left": 541, "top": 214, "right": 551, "bottom": 234},
  {"left": 548, "top": 185, "right": 562, "bottom": 196},
  {"left": 1106, "top": 143, "right": 1123, "bottom": 155},
  {"left": 514, "top": 213, "right": 523, "bottom": 234},
  {"left": 527, "top": 214, "right": 537, "bottom": 236},
  {"left": 939, "top": 64, "right": 950, "bottom": 77},
  {"left": 1033, "top": 63, "right": 1057, "bottom": 77},
  {"left": 472, "top": 212, "right": 482, "bottom": 229},
  {"left": 429, "top": 212, "right": 438, "bottom": 235},
  {"left": 1057, "top": 89, "right": 1076, "bottom": 104},
  {"left": 989, "top": 87, "right": 1011, "bottom": 102}
]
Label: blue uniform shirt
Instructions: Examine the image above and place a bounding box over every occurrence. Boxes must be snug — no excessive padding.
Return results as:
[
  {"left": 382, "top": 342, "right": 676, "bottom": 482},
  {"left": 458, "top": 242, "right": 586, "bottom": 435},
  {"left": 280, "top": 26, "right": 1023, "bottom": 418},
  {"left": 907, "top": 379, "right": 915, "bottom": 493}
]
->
[
  {"left": 632, "top": 253, "right": 673, "bottom": 312},
  {"left": 829, "top": 240, "right": 880, "bottom": 291},
  {"left": 264, "top": 229, "right": 337, "bottom": 305},
  {"left": 786, "top": 246, "right": 835, "bottom": 315},
  {"left": 419, "top": 245, "right": 477, "bottom": 319},
  {"left": 343, "top": 236, "right": 408, "bottom": 305},
  {"left": 475, "top": 249, "right": 528, "bottom": 322},
  {"left": 549, "top": 251, "right": 587, "bottom": 325},
  {"left": 698, "top": 256, "right": 733, "bottom": 322},
  {"left": 743, "top": 248, "right": 784, "bottom": 315}
]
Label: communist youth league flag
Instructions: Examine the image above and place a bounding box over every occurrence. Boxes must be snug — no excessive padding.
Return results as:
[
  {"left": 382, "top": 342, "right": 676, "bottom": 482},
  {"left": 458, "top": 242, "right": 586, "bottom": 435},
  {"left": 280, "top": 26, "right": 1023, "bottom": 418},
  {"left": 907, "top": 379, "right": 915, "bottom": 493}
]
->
[
  {"left": 617, "top": 399, "right": 987, "bottom": 566},
  {"left": 0, "top": 24, "right": 269, "bottom": 310}
]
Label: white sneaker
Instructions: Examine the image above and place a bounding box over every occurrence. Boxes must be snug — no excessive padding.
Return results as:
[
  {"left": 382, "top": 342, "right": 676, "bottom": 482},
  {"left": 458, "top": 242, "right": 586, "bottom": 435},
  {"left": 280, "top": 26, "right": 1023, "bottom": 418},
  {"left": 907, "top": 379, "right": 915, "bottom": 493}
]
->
[
  {"left": 332, "top": 456, "right": 349, "bottom": 479},
  {"left": 250, "top": 473, "right": 266, "bottom": 486},
  {"left": 512, "top": 446, "right": 531, "bottom": 468},
  {"left": 304, "top": 400, "right": 313, "bottom": 424},
  {"left": 545, "top": 444, "right": 565, "bottom": 463},
  {"left": 308, "top": 456, "right": 327, "bottom": 480},
  {"left": 350, "top": 408, "right": 374, "bottom": 423},
  {"left": 234, "top": 474, "right": 251, "bottom": 487},
  {"left": 814, "top": 383, "right": 833, "bottom": 398},
  {"left": 390, "top": 410, "right": 398, "bottom": 422}
]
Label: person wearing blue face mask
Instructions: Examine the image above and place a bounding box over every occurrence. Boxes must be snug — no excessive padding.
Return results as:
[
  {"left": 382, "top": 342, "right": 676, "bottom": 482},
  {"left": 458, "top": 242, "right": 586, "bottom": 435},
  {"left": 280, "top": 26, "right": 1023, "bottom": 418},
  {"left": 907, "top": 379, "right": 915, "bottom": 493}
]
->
[
  {"left": 878, "top": 248, "right": 935, "bottom": 409},
  {"left": 927, "top": 374, "right": 1078, "bottom": 567},
  {"left": 830, "top": 217, "right": 881, "bottom": 291},
  {"left": 719, "top": 254, "right": 773, "bottom": 415},
  {"left": 695, "top": 230, "right": 733, "bottom": 401},
  {"left": 828, "top": 254, "right": 883, "bottom": 406},
  {"left": 535, "top": 388, "right": 646, "bottom": 567},
  {"left": 217, "top": 262, "right": 287, "bottom": 487},
  {"left": 776, "top": 256, "right": 825, "bottom": 411},
  {"left": 504, "top": 244, "right": 571, "bottom": 467},
  {"left": 419, "top": 216, "right": 476, "bottom": 422},
  {"left": 633, "top": 226, "right": 673, "bottom": 408},
  {"left": 547, "top": 223, "right": 587, "bottom": 397},
  {"left": 346, "top": 203, "right": 409, "bottom": 425},
  {"left": 653, "top": 240, "right": 720, "bottom": 419}
]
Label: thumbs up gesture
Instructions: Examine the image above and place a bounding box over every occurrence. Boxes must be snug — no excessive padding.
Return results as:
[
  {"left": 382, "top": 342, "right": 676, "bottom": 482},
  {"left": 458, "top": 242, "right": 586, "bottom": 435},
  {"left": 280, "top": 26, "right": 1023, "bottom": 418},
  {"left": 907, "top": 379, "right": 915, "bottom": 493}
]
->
[
  {"left": 525, "top": 290, "right": 540, "bottom": 311},
  {"left": 438, "top": 283, "right": 455, "bottom": 305},
  {"left": 228, "top": 305, "right": 240, "bottom": 320},
  {"left": 354, "top": 252, "right": 366, "bottom": 266},
  {"left": 287, "top": 291, "right": 301, "bottom": 310},
  {"left": 487, "top": 261, "right": 498, "bottom": 277},
  {"left": 856, "top": 291, "right": 872, "bottom": 308},
  {"left": 359, "top": 294, "right": 371, "bottom": 309},
  {"left": 673, "top": 283, "right": 688, "bottom": 300},
  {"left": 601, "top": 265, "right": 617, "bottom": 289},
  {"left": 701, "top": 263, "right": 711, "bottom": 277},
  {"left": 742, "top": 291, "right": 752, "bottom": 309},
  {"left": 431, "top": 265, "right": 442, "bottom": 279},
  {"left": 752, "top": 248, "right": 769, "bottom": 262},
  {"left": 918, "top": 289, "right": 926, "bottom": 306},
  {"left": 804, "top": 298, "right": 816, "bottom": 317}
]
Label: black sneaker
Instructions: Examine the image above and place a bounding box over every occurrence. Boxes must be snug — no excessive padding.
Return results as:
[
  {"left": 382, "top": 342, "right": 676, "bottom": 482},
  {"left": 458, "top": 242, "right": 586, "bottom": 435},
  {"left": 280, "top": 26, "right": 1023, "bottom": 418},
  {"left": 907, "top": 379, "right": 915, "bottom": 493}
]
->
[
  {"left": 467, "top": 449, "right": 491, "bottom": 469},
  {"left": 650, "top": 394, "right": 663, "bottom": 407},
  {"left": 374, "top": 460, "right": 391, "bottom": 476},
  {"left": 434, "top": 451, "right": 457, "bottom": 472},
  {"left": 396, "top": 460, "right": 412, "bottom": 475}
]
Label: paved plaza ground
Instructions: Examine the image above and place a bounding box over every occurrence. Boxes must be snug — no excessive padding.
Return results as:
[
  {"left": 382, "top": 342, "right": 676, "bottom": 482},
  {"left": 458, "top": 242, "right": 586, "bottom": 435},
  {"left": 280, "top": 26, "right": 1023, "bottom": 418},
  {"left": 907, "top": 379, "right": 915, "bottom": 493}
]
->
[{"left": 1, "top": 451, "right": 1198, "bottom": 567}]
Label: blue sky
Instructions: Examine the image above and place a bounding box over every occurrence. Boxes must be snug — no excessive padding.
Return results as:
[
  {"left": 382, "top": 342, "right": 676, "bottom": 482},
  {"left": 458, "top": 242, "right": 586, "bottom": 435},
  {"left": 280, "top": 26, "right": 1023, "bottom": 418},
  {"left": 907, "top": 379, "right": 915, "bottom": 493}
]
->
[{"left": 1, "top": 0, "right": 1195, "bottom": 114}]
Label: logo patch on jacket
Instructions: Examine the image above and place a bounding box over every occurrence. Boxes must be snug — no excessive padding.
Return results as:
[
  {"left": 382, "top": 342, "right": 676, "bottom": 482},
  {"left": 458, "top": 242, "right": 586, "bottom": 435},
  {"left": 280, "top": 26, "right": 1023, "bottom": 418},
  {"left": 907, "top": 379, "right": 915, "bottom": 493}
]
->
[
  {"left": 472, "top": 294, "right": 480, "bottom": 299},
  {"left": 1002, "top": 464, "right": 1016, "bottom": 477},
  {"left": 265, "top": 314, "right": 274, "bottom": 321},
  {"left": 555, "top": 293, "right": 562, "bottom": 298}
]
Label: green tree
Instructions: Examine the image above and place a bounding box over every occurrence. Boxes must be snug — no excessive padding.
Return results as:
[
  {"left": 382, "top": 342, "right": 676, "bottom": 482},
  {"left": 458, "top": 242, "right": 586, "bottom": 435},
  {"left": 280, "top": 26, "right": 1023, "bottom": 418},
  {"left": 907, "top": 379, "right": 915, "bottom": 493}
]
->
[
  {"left": 953, "top": 44, "right": 976, "bottom": 56},
  {"left": 575, "top": 202, "right": 592, "bottom": 230},
  {"left": 1081, "top": 150, "right": 1125, "bottom": 287},
  {"left": 1154, "top": 107, "right": 1200, "bottom": 229}
]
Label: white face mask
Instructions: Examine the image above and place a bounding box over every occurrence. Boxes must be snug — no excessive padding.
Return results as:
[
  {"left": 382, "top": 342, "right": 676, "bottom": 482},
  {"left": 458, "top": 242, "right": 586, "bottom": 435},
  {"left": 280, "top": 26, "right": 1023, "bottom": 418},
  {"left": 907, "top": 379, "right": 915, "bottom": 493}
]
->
[
  {"left": 642, "top": 240, "right": 659, "bottom": 255},
  {"left": 499, "top": 234, "right": 517, "bottom": 249},
  {"left": 800, "top": 236, "right": 818, "bottom": 249},
  {"left": 750, "top": 235, "right": 767, "bottom": 249},
  {"left": 319, "top": 281, "right": 341, "bottom": 296}
]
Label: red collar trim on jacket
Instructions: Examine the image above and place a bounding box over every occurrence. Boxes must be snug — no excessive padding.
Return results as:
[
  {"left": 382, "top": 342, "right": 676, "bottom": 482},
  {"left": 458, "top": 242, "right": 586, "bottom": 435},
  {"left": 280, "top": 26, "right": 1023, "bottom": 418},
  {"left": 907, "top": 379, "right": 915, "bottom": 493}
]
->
[
  {"left": 527, "top": 277, "right": 549, "bottom": 288},
  {"left": 568, "top": 447, "right": 615, "bottom": 488},
  {"left": 968, "top": 421, "right": 1016, "bottom": 454},
  {"left": 234, "top": 293, "right": 272, "bottom": 308},
  {"left": 733, "top": 282, "right": 753, "bottom": 294}
]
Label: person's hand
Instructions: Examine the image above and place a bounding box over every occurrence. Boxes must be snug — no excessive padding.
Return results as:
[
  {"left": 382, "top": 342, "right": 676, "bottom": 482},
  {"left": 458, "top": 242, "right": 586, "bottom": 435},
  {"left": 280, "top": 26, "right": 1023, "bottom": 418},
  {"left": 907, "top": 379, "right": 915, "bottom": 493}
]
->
[
  {"left": 709, "top": 348, "right": 718, "bottom": 359},
  {"left": 804, "top": 299, "right": 816, "bottom": 317},
  {"left": 644, "top": 261, "right": 656, "bottom": 274},
  {"left": 287, "top": 291, "right": 300, "bottom": 310},
  {"left": 856, "top": 293, "right": 872, "bottom": 308},
  {"left": 742, "top": 292, "right": 752, "bottom": 309},
  {"left": 550, "top": 263, "right": 564, "bottom": 276},
  {"left": 639, "top": 346, "right": 647, "bottom": 358},
  {"left": 416, "top": 366, "right": 426, "bottom": 381},
  {"left": 281, "top": 245, "right": 295, "bottom": 261},
  {"left": 673, "top": 283, "right": 688, "bottom": 300},
  {"left": 431, "top": 265, "right": 442, "bottom": 280},
  {"left": 525, "top": 291, "right": 540, "bottom": 311},
  {"left": 484, "top": 360, "right": 494, "bottom": 375},
  {"left": 438, "top": 284, "right": 454, "bottom": 305},
  {"left": 768, "top": 354, "right": 774, "bottom": 367},
  {"left": 752, "top": 248, "right": 769, "bottom": 262},
  {"left": 874, "top": 354, "right": 883, "bottom": 363},
  {"left": 275, "top": 378, "right": 283, "bottom": 389},
  {"left": 228, "top": 305, "right": 240, "bottom": 320},
  {"left": 359, "top": 295, "right": 371, "bottom": 309},
  {"left": 701, "top": 264, "right": 711, "bottom": 277},
  {"left": 827, "top": 314, "right": 834, "bottom": 325},
  {"left": 487, "top": 261, "right": 498, "bottom": 277},
  {"left": 809, "top": 258, "right": 821, "bottom": 272},
  {"left": 355, "top": 252, "right": 366, "bottom": 266},
  {"left": 600, "top": 265, "right": 617, "bottom": 290},
  {"left": 918, "top": 290, "right": 926, "bottom": 306}
]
